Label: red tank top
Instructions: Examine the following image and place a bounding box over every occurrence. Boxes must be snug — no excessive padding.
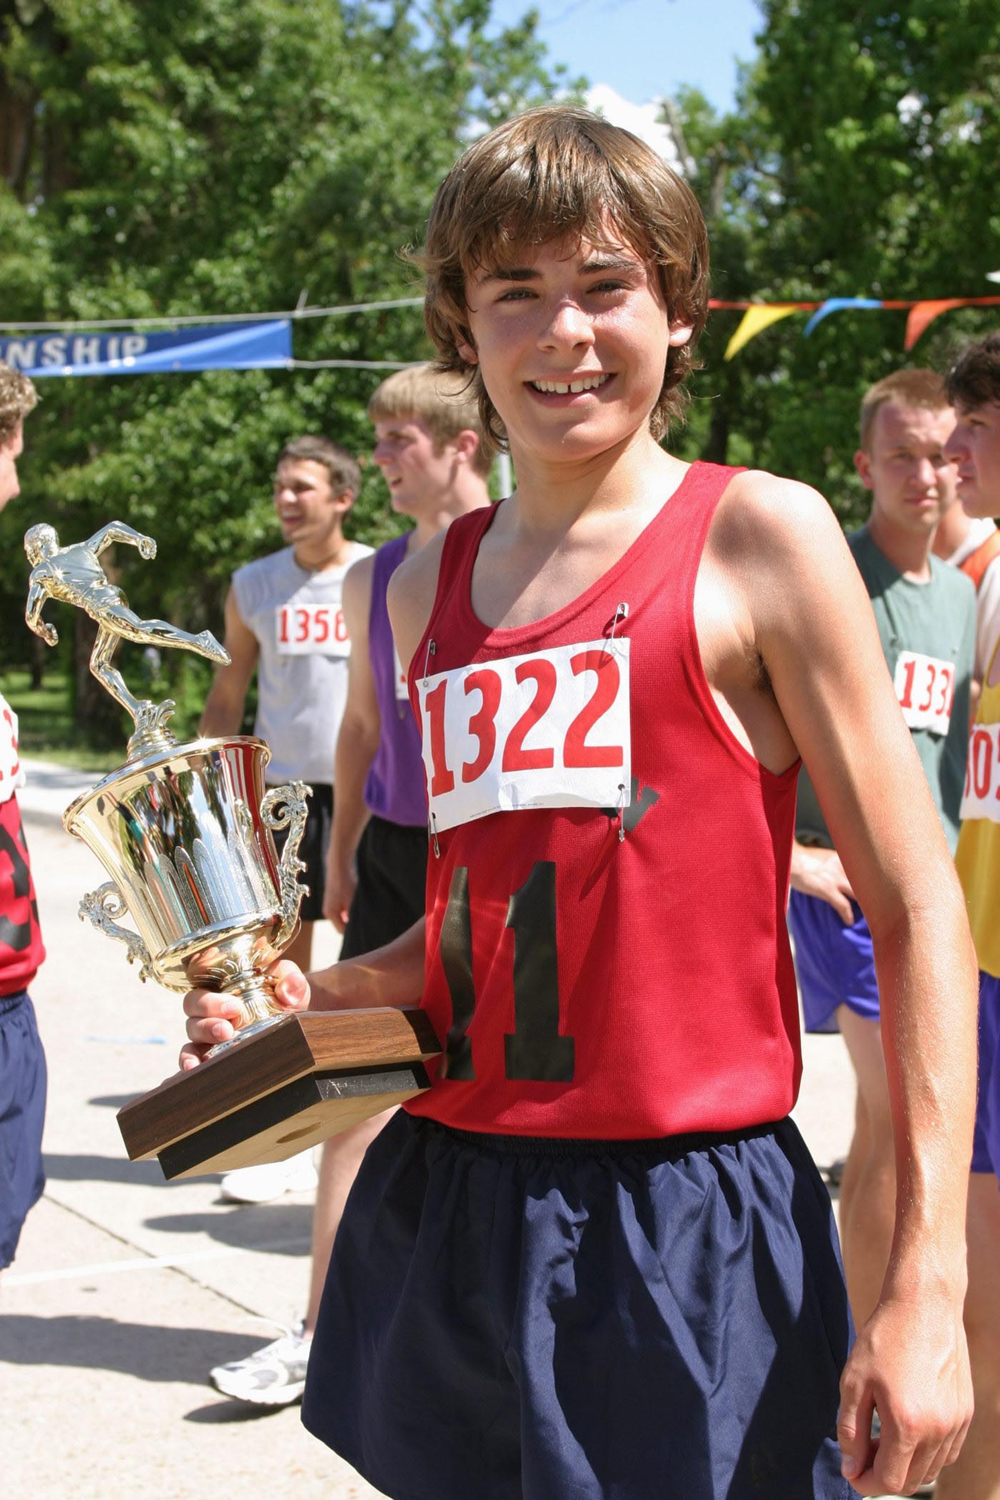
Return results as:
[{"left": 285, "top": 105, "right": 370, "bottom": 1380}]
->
[{"left": 406, "top": 461, "right": 801, "bottom": 1138}]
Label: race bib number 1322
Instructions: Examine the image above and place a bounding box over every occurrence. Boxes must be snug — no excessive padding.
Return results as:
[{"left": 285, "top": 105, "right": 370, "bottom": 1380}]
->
[{"left": 418, "top": 639, "right": 631, "bottom": 833}]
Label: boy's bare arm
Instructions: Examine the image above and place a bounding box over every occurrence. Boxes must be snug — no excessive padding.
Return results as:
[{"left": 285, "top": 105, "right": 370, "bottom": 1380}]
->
[
  {"left": 199, "top": 588, "right": 259, "bottom": 738},
  {"left": 325, "top": 555, "right": 381, "bottom": 931},
  {"left": 179, "top": 917, "right": 427, "bottom": 1064},
  {"left": 723, "top": 472, "right": 976, "bottom": 1496}
]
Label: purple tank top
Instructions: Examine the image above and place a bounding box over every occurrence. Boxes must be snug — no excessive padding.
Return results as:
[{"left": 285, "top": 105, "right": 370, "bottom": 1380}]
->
[{"left": 364, "top": 533, "right": 428, "bottom": 827}]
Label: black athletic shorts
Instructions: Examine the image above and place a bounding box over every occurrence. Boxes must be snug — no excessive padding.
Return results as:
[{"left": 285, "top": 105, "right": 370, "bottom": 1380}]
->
[
  {"left": 339, "top": 814, "right": 428, "bottom": 960},
  {"left": 0, "top": 990, "right": 47, "bottom": 1269},
  {"left": 270, "top": 782, "right": 332, "bottom": 925},
  {"left": 303, "top": 1112, "right": 856, "bottom": 1500}
]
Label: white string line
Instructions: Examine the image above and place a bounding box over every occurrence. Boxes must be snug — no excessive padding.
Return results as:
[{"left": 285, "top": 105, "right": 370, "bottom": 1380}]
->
[
  {"left": 288, "top": 358, "right": 422, "bottom": 370},
  {"left": 0, "top": 296, "right": 425, "bottom": 333},
  {"left": 2, "top": 1236, "right": 311, "bottom": 1287}
]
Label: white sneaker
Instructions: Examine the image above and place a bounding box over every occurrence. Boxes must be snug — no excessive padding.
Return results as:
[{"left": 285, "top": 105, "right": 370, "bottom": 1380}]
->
[
  {"left": 210, "top": 1320, "right": 311, "bottom": 1406},
  {"left": 219, "top": 1149, "right": 318, "bottom": 1205}
]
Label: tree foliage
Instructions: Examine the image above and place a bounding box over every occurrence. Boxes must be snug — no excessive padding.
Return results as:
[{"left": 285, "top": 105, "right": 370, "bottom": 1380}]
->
[
  {"left": 0, "top": 0, "right": 575, "bottom": 732},
  {"left": 669, "top": 0, "right": 1000, "bottom": 520}
]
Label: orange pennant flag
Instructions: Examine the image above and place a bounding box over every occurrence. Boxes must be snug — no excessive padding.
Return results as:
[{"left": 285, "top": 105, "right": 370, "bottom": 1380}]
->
[{"left": 904, "top": 299, "right": 966, "bottom": 351}]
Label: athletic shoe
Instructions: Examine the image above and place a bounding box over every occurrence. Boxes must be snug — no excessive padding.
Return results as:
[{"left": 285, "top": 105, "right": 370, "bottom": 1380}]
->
[
  {"left": 219, "top": 1149, "right": 318, "bottom": 1205},
  {"left": 209, "top": 1320, "right": 312, "bottom": 1406}
]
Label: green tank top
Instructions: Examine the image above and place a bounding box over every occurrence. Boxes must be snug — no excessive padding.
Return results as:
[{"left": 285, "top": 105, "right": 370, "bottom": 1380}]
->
[{"left": 796, "top": 525, "right": 976, "bottom": 853}]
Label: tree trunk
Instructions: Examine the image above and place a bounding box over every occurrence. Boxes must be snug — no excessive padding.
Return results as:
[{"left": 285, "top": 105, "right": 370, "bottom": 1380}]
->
[{"left": 73, "top": 614, "right": 125, "bottom": 748}]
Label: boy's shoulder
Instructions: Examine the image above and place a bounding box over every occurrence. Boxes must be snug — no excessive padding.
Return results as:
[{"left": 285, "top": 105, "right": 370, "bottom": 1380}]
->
[{"left": 708, "top": 466, "right": 840, "bottom": 561}]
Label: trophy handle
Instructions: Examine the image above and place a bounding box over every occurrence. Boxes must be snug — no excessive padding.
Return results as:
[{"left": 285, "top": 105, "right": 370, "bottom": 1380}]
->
[
  {"left": 261, "top": 780, "right": 312, "bottom": 955},
  {"left": 80, "top": 881, "right": 154, "bottom": 983}
]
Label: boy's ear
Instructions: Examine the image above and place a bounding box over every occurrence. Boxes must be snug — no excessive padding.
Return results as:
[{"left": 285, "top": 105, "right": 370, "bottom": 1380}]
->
[
  {"left": 456, "top": 338, "right": 479, "bottom": 365},
  {"left": 667, "top": 323, "right": 694, "bottom": 348},
  {"left": 854, "top": 448, "right": 875, "bottom": 491},
  {"left": 450, "top": 430, "right": 480, "bottom": 465}
]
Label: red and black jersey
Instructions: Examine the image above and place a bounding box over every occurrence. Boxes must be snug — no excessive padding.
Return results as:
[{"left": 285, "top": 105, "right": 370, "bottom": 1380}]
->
[
  {"left": 407, "top": 461, "right": 801, "bottom": 1139},
  {"left": 0, "top": 696, "right": 44, "bottom": 995}
]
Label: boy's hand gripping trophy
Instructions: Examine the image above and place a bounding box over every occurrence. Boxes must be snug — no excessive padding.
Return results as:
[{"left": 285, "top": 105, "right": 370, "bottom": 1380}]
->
[{"left": 26, "top": 523, "right": 437, "bottom": 1179}]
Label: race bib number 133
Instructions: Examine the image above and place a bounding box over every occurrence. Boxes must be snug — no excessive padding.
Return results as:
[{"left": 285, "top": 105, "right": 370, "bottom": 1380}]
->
[
  {"left": 418, "top": 639, "right": 631, "bottom": 833},
  {"left": 893, "top": 650, "right": 955, "bottom": 735}
]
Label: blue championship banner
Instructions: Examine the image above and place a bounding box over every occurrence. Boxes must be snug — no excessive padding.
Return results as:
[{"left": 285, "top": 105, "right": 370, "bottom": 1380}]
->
[{"left": 0, "top": 319, "right": 291, "bottom": 377}]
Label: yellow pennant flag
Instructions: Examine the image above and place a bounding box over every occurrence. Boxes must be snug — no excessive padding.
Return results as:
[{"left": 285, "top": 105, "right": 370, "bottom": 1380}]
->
[{"left": 724, "top": 304, "right": 801, "bottom": 361}]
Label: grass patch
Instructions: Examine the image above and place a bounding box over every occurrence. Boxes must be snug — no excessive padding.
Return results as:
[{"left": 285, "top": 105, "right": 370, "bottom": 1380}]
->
[{"left": 0, "top": 670, "right": 117, "bottom": 773}]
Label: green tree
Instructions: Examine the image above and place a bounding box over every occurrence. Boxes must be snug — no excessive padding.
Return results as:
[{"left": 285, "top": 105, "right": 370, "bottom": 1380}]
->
[
  {"left": 665, "top": 1, "right": 1000, "bottom": 522},
  {"left": 0, "top": 0, "right": 575, "bottom": 737}
]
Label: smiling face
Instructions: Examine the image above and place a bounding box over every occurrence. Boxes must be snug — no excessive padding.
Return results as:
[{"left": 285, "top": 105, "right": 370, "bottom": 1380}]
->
[
  {"left": 854, "top": 400, "right": 958, "bottom": 539},
  {"left": 944, "top": 400, "right": 1000, "bottom": 520},
  {"left": 0, "top": 421, "right": 25, "bottom": 511},
  {"left": 272, "top": 458, "right": 351, "bottom": 549},
  {"left": 460, "top": 234, "right": 691, "bottom": 467}
]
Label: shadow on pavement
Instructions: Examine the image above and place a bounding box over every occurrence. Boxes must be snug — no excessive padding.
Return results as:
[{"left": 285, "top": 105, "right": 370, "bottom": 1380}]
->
[
  {"left": 185, "top": 1399, "right": 299, "bottom": 1424},
  {"left": 0, "top": 1314, "right": 269, "bottom": 1383},
  {"left": 43, "top": 1152, "right": 176, "bottom": 1187},
  {"left": 144, "top": 1205, "right": 313, "bottom": 1255},
  {"left": 88, "top": 1094, "right": 137, "bottom": 1109}
]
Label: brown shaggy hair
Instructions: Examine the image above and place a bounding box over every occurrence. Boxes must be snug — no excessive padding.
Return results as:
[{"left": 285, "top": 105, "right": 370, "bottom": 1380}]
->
[
  {"left": 419, "top": 105, "right": 710, "bottom": 458},
  {"left": 276, "top": 435, "right": 361, "bottom": 503},
  {"left": 368, "top": 364, "right": 491, "bottom": 477},
  {"left": 0, "top": 363, "right": 38, "bottom": 445},
  {"left": 946, "top": 332, "right": 1000, "bottom": 413}
]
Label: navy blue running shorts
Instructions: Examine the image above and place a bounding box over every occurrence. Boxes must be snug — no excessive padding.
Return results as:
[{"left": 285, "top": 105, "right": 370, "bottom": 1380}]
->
[
  {"left": 302, "top": 1111, "right": 857, "bottom": 1500},
  {"left": 0, "top": 990, "right": 47, "bottom": 1269},
  {"left": 972, "top": 969, "right": 1000, "bottom": 1176},
  {"left": 788, "top": 890, "right": 881, "bottom": 1034}
]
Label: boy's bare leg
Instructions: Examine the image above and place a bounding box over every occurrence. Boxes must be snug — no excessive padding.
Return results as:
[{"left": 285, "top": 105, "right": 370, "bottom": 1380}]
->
[
  {"left": 836, "top": 1004, "right": 897, "bottom": 1330},
  {"left": 305, "top": 1110, "right": 396, "bottom": 1334},
  {"left": 282, "top": 921, "right": 313, "bottom": 976},
  {"left": 936, "top": 1173, "right": 1000, "bottom": 1500}
]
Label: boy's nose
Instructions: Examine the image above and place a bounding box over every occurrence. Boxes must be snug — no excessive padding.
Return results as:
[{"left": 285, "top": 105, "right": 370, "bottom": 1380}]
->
[{"left": 541, "top": 301, "right": 594, "bottom": 348}]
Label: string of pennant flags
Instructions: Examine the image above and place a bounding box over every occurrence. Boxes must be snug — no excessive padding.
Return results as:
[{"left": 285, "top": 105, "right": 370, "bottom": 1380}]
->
[
  {"left": 716, "top": 295, "right": 1000, "bottom": 362},
  {"left": 2, "top": 292, "right": 1000, "bottom": 378}
]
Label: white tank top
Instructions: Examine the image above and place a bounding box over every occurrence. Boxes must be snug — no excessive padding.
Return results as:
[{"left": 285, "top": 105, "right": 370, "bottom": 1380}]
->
[{"left": 231, "top": 544, "right": 372, "bottom": 785}]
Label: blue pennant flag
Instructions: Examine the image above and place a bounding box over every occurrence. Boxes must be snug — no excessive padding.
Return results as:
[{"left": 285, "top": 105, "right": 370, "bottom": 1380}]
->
[
  {"left": 0, "top": 319, "right": 292, "bottom": 377},
  {"left": 803, "top": 299, "right": 884, "bottom": 337}
]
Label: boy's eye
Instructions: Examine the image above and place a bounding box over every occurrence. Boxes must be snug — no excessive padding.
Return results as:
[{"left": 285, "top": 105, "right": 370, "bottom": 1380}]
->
[{"left": 496, "top": 287, "right": 535, "bottom": 302}]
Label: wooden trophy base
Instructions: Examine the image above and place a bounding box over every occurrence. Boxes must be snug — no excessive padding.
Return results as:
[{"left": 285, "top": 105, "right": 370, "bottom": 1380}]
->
[{"left": 117, "top": 1007, "right": 442, "bottom": 1180}]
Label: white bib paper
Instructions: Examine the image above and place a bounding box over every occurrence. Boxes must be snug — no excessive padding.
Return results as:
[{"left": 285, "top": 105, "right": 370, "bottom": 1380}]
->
[
  {"left": 893, "top": 650, "right": 955, "bottom": 735},
  {"left": 418, "top": 639, "right": 631, "bottom": 833},
  {"left": 275, "top": 602, "right": 351, "bottom": 657},
  {"left": 0, "top": 694, "right": 23, "bottom": 806},
  {"left": 961, "top": 723, "right": 1000, "bottom": 824},
  {"left": 393, "top": 644, "right": 410, "bottom": 702}
]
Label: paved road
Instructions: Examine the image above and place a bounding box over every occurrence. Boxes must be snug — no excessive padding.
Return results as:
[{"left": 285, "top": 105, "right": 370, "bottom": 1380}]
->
[{"left": 1, "top": 759, "right": 856, "bottom": 1500}]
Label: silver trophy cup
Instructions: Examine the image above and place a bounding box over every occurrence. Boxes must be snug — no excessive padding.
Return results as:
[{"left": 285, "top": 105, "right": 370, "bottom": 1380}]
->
[
  {"left": 25, "top": 520, "right": 437, "bottom": 1179},
  {"left": 24, "top": 518, "right": 308, "bottom": 1037}
]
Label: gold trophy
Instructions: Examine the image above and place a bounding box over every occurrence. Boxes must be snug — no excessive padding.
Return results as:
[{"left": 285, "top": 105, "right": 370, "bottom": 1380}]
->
[{"left": 26, "top": 522, "right": 438, "bottom": 1179}]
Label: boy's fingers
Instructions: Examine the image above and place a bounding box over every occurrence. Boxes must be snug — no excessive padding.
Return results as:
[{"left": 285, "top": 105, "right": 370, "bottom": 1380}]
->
[
  {"left": 269, "top": 961, "right": 310, "bottom": 1008},
  {"left": 837, "top": 1383, "right": 875, "bottom": 1487}
]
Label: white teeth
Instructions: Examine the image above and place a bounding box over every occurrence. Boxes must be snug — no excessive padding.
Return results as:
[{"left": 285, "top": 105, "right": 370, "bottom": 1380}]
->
[{"left": 533, "top": 374, "right": 609, "bottom": 394}]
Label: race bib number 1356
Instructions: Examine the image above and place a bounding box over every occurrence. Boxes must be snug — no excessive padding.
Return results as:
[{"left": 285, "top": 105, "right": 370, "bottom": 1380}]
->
[
  {"left": 418, "top": 639, "right": 631, "bottom": 833},
  {"left": 276, "top": 603, "right": 350, "bottom": 657}
]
